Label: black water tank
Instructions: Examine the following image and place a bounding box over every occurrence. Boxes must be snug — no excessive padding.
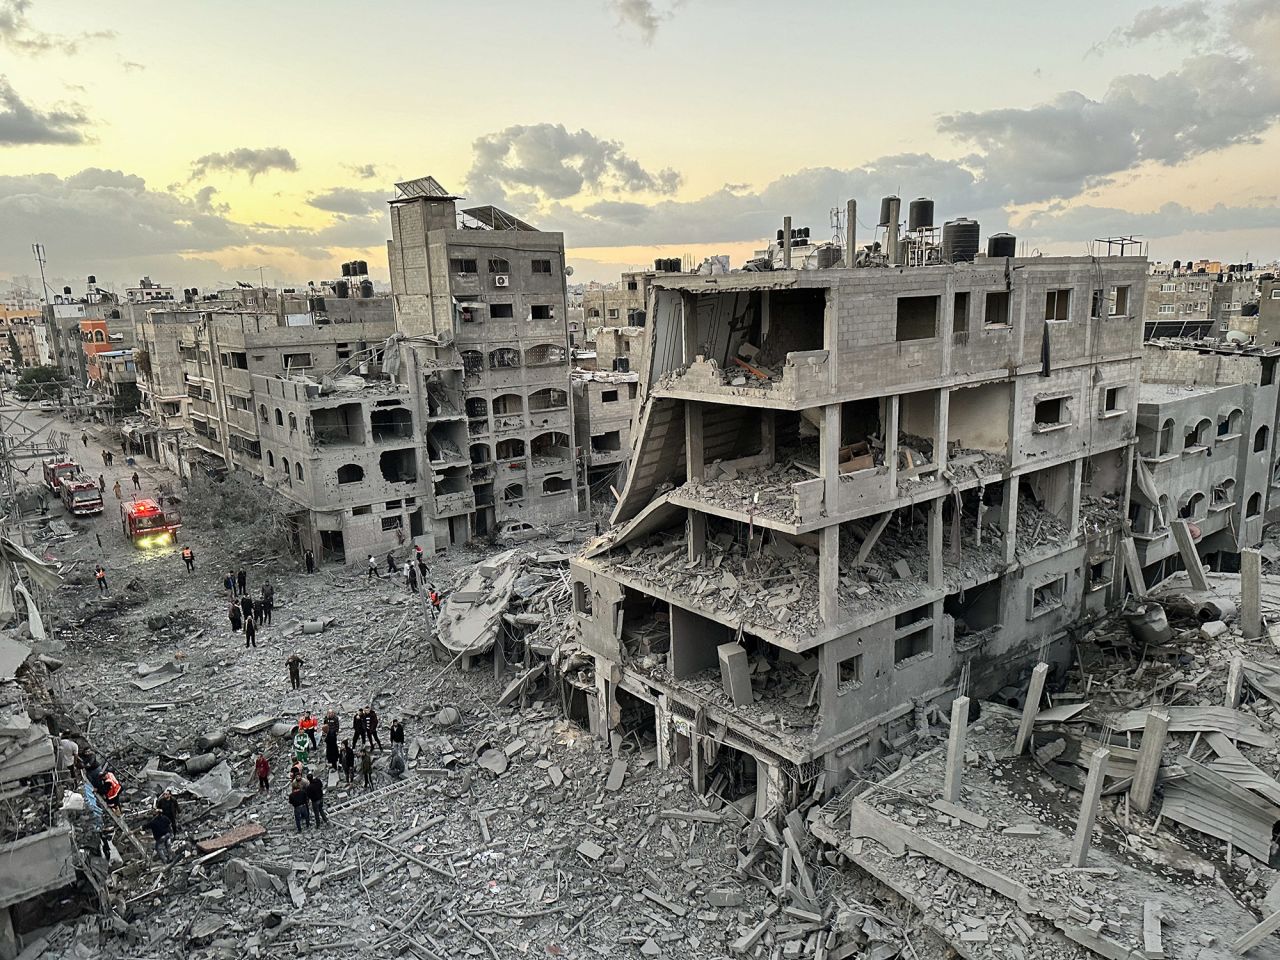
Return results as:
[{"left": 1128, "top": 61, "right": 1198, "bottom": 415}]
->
[
  {"left": 334, "top": 280, "right": 350, "bottom": 299},
  {"left": 341, "top": 262, "right": 352, "bottom": 277},
  {"left": 87, "top": 275, "right": 96, "bottom": 285},
  {"left": 358, "top": 260, "right": 368, "bottom": 275},
  {"left": 62, "top": 286, "right": 71, "bottom": 295},
  {"left": 359, "top": 279, "right": 374, "bottom": 298},
  {"left": 909, "top": 198, "right": 934, "bottom": 231},
  {"left": 987, "top": 233, "right": 1016, "bottom": 258},
  {"left": 942, "top": 218, "right": 981, "bottom": 263},
  {"left": 816, "top": 245, "right": 842, "bottom": 269},
  {"left": 879, "top": 195, "right": 898, "bottom": 227}
]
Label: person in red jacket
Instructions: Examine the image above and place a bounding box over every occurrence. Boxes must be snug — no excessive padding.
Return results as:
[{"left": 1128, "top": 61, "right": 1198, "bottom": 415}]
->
[
  {"left": 254, "top": 753, "right": 270, "bottom": 793},
  {"left": 299, "top": 712, "right": 318, "bottom": 749}
]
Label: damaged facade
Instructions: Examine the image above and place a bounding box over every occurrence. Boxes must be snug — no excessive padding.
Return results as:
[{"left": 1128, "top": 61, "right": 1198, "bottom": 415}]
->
[
  {"left": 571, "top": 219, "right": 1147, "bottom": 813},
  {"left": 386, "top": 176, "right": 582, "bottom": 546}
]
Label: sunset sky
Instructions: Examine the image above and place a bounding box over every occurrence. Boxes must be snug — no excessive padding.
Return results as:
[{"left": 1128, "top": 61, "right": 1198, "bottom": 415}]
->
[{"left": 1, "top": 0, "right": 1277, "bottom": 291}]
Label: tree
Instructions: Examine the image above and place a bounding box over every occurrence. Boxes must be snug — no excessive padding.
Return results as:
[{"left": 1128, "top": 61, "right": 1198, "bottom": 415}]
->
[
  {"left": 14, "top": 365, "right": 68, "bottom": 401},
  {"left": 6, "top": 332, "right": 21, "bottom": 368}
]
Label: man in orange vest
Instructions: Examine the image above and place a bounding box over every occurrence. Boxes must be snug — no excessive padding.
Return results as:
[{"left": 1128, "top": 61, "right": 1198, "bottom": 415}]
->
[
  {"left": 95, "top": 565, "right": 108, "bottom": 594},
  {"left": 299, "top": 712, "right": 319, "bottom": 749},
  {"left": 102, "top": 770, "right": 122, "bottom": 807},
  {"left": 181, "top": 546, "right": 195, "bottom": 573}
]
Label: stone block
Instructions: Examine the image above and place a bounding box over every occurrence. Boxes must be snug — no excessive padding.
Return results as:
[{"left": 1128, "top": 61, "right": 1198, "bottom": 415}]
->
[{"left": 716, "top": 643, "right": 753, "bottom": 708}]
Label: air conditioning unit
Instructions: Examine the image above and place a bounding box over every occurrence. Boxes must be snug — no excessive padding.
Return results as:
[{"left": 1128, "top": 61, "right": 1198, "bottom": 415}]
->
[{"left": 494, "top": 275, "right": 510, "bottom": 288}]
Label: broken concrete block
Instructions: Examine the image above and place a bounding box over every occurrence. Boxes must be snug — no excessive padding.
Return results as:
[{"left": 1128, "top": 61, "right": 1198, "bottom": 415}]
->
[
  {"left": 477, "top": 748, "right": 508, "bottom": 776},
  {"left": 548, "top": 765, "right": 564, "bottom": 787},
  {"left": 434, "top": 706, "right": 461, "bottom": 729},
  {"left": 605, "top": 758, "right": 627, "bottom": 792},
  {"left": 707, "top": 888, "right": 744, "bottom": 907},
  {"left": 716, "top": 642, "right": 753, "bottom": 708},
  {"left": 229, "top": 714, "right": 277, "bottom": 736},
  {"left": 577, "top": 839, "right": 605, "bottom": 861},
  {"left": 197, "top": 822, "right": 267, "bottom": 856},
  {"left": 892, "top": 559, "right": 912, "bottom": 580},
  {"left": 1200, "top": 620, "right": 1228, "bottom": 641}
]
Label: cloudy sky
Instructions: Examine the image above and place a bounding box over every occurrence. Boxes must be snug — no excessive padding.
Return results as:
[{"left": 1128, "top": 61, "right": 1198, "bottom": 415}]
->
[{"left": 0, "top": 0, "right": 1277, "bottom": 292}]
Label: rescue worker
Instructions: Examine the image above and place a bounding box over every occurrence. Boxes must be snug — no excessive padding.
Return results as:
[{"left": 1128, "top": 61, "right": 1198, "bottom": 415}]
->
[
  {"left": 306, "top": 774, "right": 328, "bottom": 827},
  {"left": 94, "top": 565, "right": 108, "bottom": 594},
  {"left": 181, "top": 545, "right": 194, "bottom": 573},
  {"left": 145, "top": 809, "right": 174, "bottom": 861},
  {"left": 299, "top": 711, "right": 319, "bottom": 749},
  {"left": 155, "top": 789, "right": 180, "bottom": 835},
  {"left": 102, "top": 770, "right": 123, "bottom": 808},
  {"left": 131, "top": 471, "right": 141, "bottom": 491}
]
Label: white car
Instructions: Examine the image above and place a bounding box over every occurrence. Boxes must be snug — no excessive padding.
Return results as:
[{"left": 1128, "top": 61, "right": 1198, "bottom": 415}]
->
[{"left": 37, "top": 400, "right": 56, "bottom": 410}]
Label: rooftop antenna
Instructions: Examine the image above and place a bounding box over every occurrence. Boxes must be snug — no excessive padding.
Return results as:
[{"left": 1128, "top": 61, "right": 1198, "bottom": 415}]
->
[{"left": 31, "top": 243, "right": 50, "bottom": 302}]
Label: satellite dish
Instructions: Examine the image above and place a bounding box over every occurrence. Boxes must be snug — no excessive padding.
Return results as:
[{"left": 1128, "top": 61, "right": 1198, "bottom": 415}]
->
[{"left": 564, "top": 265, "right": 574, "bottom": 276}]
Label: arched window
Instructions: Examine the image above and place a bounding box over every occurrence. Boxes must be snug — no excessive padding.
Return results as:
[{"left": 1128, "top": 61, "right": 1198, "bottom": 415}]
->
[
  {"left": 489, "top": 347, "right": 521, "bottom": 369},
  {"left": 525, "top": 343, "right": 567, "bottom": 366},
  {"left": 1184, "top": 418, "right": 1210, "bottom": 449},
  {"left": 1255, "top": 426, "right": 1270, "bottom": 453},
  {"left": 267, "top": 451, "right": 274, "bottom": 467},
  {"left": 274, "top": 408, "right": 284, "bottom": 426},
  {"left": 1219, "top": 408, "right": 1243, "bottom": 437},
  {"left": 531, "top": 431, "right": 571, "bottom": 460},
  {"left": 282, "top": 456, "right": 291, "bottom": 483},
  {"left": 1158, "top": 417, "right": 1176, "bottom": 456},
  {"left": 1178, "top": 491, "right": 1206, "bottom": 519},
  {"left": 529, "top": 388, "right": 567, "bottom": 411},
  {"left": 295, "top": 461, "right": 304, "bottom": 480},
  {"left": 94, "top": 330, "right": 105, "bottom": 343},
  {"left": 259, "top": 403, "right": 268, "bottom": 423},
  {"left": 470, "top": 443, "right": 492, "bottom": 465},
  {"left": 502, "top": 483, "right": 524, "bottom": 502},
  {"left": 288, "top": 413, "right": 298, "bottom": 432},
  {"left": 542, "top": 475, "right": 571, "bottom": 495},
  {"left": 495, "top": 438, "right": 525, "bottom": 460},
  {"left": 337, "top": 463, "right": 363, "bottom": 484},
  {"left": 1248, "top": 492, "right": 1262, "bottom": 518}
]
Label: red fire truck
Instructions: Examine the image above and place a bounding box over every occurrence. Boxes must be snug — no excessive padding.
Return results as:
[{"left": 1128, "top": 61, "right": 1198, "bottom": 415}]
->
[
  {"left": 120, "top": 498, "right": 181, "bottom": 547},
  {"left": 41, "top": 457, "right": 80, "bottom": 493},
  {"left": 60, "top": 476, "right": 104, "bottom": 516}
]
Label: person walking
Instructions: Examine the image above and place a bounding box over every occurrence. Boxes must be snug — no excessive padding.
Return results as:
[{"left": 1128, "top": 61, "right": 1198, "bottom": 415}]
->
[
  {"left": 155, "top": 789, "right": 180, "bottom": 837},
  {"left": 288, "top": 779, "right": 311, "bottom": 833},
  {"left": 262, "top": 582, "right": 274, "bottom": 625},
  {"left": 223, "top": 571, "right": 235, "bottom": 599},
  {"left": 252, "top": 596, "right": 264, "bottom": 625},
  {"left": 131, "top": 471, "right": 141, "bottom": 491},
  {"left": 145, "top": 810, "right": 174, "bottom": 862},
  {"left": 101, "top": 449, "right": 108, "bottom": 466},
  {"left": 239, "top": 593, "right": 253, "bottom": 625},
  {"left": 306, "top": 774, "right": 329, "bottom": 827},
  {"left": 416, "top": 551, "right": 427, "bottom": 583},
  {"left": 389, "top": 718, "right": 405, "bottom": 750},
  {"left": 181, "top": 546, "right": 194, "bottom": 572},
  {"left": 324, "top": 720, "right": 339, "bottom": 771},
  {"left": 81, "top": 431, "right": 88, "bottom": 448},
  {"left": 286, "top": 653, "right": 302, "bottom": 690},
  {"left": 94, "top": 565, "right": 108, "bottom": 594},
  {"left": 228, "top": 600, "right": 242, "bottom": 634},
  {"left": 304, "top": 549, "right": 315, "bottom": 574},
  {"left": 236, "top": 567, "right": 247, "bottom": 597},
  {"left": 112, "top": 479, "right": 121, "bottom": 500},
  {"left": 367, "top": 554, "right": 377, "bottom": 581},
  {"left": 105, "top": 450, "right": 113, "bottom": 467},
  {"left": 255, "top": 753, "right": 270, "bottom": 793},
  {"left": 385, "top": 552, "right": 396, "bottom": 576},
  {"left": 98, "top": 473, "right": 105, "bottom": 492},
  {"left": 366, "top": 707, "right": 383, "bottom": 751},
  {"left": 351, "top": 708, "right": 367, "bottom": 748},
  {"left": 360, "top": 747, "right": 374, "bottom": 789},
  {"left": 244, "top": 615, "right": 257, "bottom": 648},
  {"left": 340, "top": 740, "right": 355, "bottom": 785}
]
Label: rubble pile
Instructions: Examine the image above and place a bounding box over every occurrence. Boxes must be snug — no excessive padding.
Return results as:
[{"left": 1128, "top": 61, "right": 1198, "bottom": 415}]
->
[
  {"left": 678, "top": 443, "right": 821, "bottom": 525},
  {"left": 1014, "top": 497, "right": 1071, "bottom": 555}
]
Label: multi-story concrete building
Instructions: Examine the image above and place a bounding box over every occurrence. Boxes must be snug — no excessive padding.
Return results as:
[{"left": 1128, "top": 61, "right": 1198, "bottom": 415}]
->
[
  {"left": 44, "top": 285, "right": 121, "bottom": 387},
  {"left": 569, "top": 214, "right": 1147, "bottom": 811},
  {"left": 1258, "top": 276, "right": 1280, "bottom": 347},
  {"left": 254, "top": 372, "right": 430, "bottom": 563},
  {"left": 1131, "top": 339, "right": 1280, "bottom": 585},
  {"left": 174, "top": 308, "right": 397, "bottom": 479},
  {"left": 125, "top": 276, "right": 176, "bottom": 306},
  {"left": 573, "top": 370, "right": 639, "bottom": 492},
  {"left": 1143, "top": 271, "right": 1214, "bottom": 339},
  {"left": 386, "top": 176, "right": 582, "bottom": 546},
  {"left": 0, "top": 317, "right": 51, "bottom": 368}
]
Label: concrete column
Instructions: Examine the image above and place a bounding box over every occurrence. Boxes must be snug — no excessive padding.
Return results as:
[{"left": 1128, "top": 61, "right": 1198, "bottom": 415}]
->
[
  {"left": 1001, "top": 482, "right": 1019, "bottom": 567},
  {"left": 760, "top": 290, "right": 771, "bottom": 343},
  {"left": 654, "top": 694, "right": 671, "bottom": 770},
  {"left": 1013, "top": 662, "right": 1049, "bottom": 755},
  {"left": 935, "top": 388, "right": 950, "bottom": 474},
  {"left": 0, "top": 905, "right": 14, "bottom": 960},
  {"left": 1067, "top": 458, "right": 1083, "bottom": 536},
  {"left": 685, "top": 400, "right": 704, "bottom": 481},
  {"left": 943, "top": 695, "right": 970, "bottom": 804},
  {"left": 1242, "top": 547, "right": 1262, "bottom": 641},
  {"left": 1171, "top": 519, "right": 1209, "bottom": 592},
  {"left": 1227, "top": 656, "right": 1245, "bottom": 708},
  {"left": 1130, "top": 708, "right": 1169, "bottom": 814},
  {"left": 688, "top": 511, "right": 706, "bottom": 562},
  {"left": 927, "top": 499, "right": 944, "bottom": 588},
  {"left": 1070, "top": 747, "right": 1111, "bottom": 867},
  {"left": 782, "top": 216, "right": 792, "bottom": 269},
  {"left": 819, "top": 525, "right": 840, "bottom": 626},
  {"left": 681, "top": 292, "right": 698, "bottom": 364},
  {"left": 885, "top": 396, "right": 900, "bottom": 487},
  {"left": 822, "top": 404, "right": 840, "bottom": 513},
  {"left": 844, "top": 199, "right": 857, "bottom": 268},
  {"left": 760, "top": 409, "right": 776, "bottom": 466},
  {"left": 756, "top": 759, "right": 785, "bottom": 820}
]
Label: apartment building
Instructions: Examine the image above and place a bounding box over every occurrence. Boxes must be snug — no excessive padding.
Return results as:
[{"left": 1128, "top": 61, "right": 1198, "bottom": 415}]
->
[
  {"left": 572, "top": 370, "right": 639, "bottom": 492},
  {"left": 43, "top": 285, "right": 121, "bottom": 387},
  {"left": 1144, "top": 272, "right": 1215, "bottom": 339},
  {"left": 1131, "top": 340, "right": 1279, "bottom": 582},
  {"left": 568, "top": 208, "right": 1147, "bottom": 811},
  {"left": 0, "top": 317, "right": 51, "bottom": 368},
  {"left": 386, "top": 176, "right": 581, "bottom": 548}
]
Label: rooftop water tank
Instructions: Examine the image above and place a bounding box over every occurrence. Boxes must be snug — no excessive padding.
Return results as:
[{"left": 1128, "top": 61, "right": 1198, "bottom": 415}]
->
[
  {"left": 879, "top": 195, "right": 899, "bottom": 227},
  {"left": 987, "top": 233, "right": 1016, "bottom": 258},
  {"left": 908, "top": 198, "right": 934, "bottom": 231},
  {"left": 942, "top": 219, "right": 980, "bottom": 263}
]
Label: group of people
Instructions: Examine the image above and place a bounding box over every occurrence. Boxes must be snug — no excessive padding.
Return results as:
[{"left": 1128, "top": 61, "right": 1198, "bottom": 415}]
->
[
  {"left": 225, "top": 569, "right": 274, "bottom": 647},
  {"left": 366, "top": 544, "right": 443, "bottom": 606}
]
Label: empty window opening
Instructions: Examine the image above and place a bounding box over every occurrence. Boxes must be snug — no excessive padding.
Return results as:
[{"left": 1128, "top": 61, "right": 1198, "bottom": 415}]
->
[
  {"left": 258, "top": 403, "right": 267, "bottom": 423},
  {"left": 944, "top": 580, "right": 1002, "bottom": 640},
  {"left": 1178, "top": 491, "right": 1206, "bottom": 519},
  {"left": 496, "top": 438, "right": 526, "bottom": 460},
  {"left": 450, "top": 258, "right": 478, "bottom": 274},
  {"left": 461, "top": 350, "right": 484, "bottom": 376},
  {"left": 532, "top": 258, "right": 553, "bottom": 274},
  {"left": 1087, "top": 557, "right": 1113, "bottom": 591},
  {"left": 224, "top": 350, "right": 249, "bottom": 369},
  {"left": 1157, "top": 417, "right": 1177, "bottom": 456},
  {"left": 466, "top": 397, "right": 488, "bottom": 418},
  {"left": 1263, "top": 359, "right": 1276, "bottom": 386},
  {"left": 379, "top": 448, "right": 417, "bottom": 483},
  {"left": 295, "top": 462, "right": 304, "bottom": 481},
  {"left": 1248, "top": 492, "right": 1262, "bottom": 518},
  {"left": 274, "top": 408, "right": 284, "bottom": 426},
  {"left": 1044, "top": 289, "right": 1072, "bottom": 322},
  {"left": 529, "top": 388, "right": 567, "bottom": 411},
  {"left": 1109, "top": 285, "right": 1131, "bottom": 317},
  {"left": 281, "top": 457, "right": 291, "bottom": 484},
  {"left": 894, "top": 625, "right": 933, "bottom": 664},
  {"left": 288, "top": 412, "right": 298, "bottom": 432},
  {"left": 313, "top": 403, "right": 364, "bottom": 445},
  {"left": 337, "top": 463, "right": 363, "bottom": 484},
  {"left": 953, "top": 291, "right": 970, "bottom": 335},
  {"left": 592, "top": 430, "right": 622, "bottom": 453},
  {"left": 837, "top": 652, "right": 862, "bottom": 694},
  {"left": 1218, "top": 408, "right": 1243, "bottom": 437},
  {"left": 371, "top": 406, "right": 413, "bottom": 442},
  {"left": 470, "top": 443, "right": 492, "bottom": 465},
  {"left": 530, "top": 305, "right": 554, "bottom": 320},
  {"left": 1211, "top": 478, "right": 1236, "bottom": 507},
  {"left": 1255, "top": 426, "right": 1270, "bottom": 453},
  {"left": 532, "top": 431, "right": 571, "bottom": 461},
  {"left": 1033, "top": 396, "right": 1068, "bottom": 428},
  {"left": 601, "top": 389, "right": 619, "bottom": 403},
  {"left": 489, "top": 347, "right": 521, "bottom": 369},
  {"left": 573, "top": 580, "right": 592, "bottom": 615},
  {"left": 1185, "top": 418, "right": 1211, "bottom": 449},
  {"left": 489, "top": 303, "right": 514, "bottom": 319},
  {"left": 282, "top": 352, "right": 313, "bottom": 370},
  {"left": 895, "top": 603, "right": 931, "bottom": 630},
  {"left": 351, "top": 504, "right": 371, "bottom": 516},
  {"left": 1103, "top": 387, "right": 1124, "bottom": 413},
  {"left": 984, "top": 291, "right": 1011, "bottom": 327},
  {"left": 1030, "top": 575, "right": 1066, "bottom": 618},
  {"left": 543, "top": 475, "right": 571, "bottom": 495},
  {"left": 487, "top": 257, "right": 509, "bottom": 274},
  {"left": 381, "top": 515, "right": 403, "bottom": 531},
  {"left": 502, "top": 483, "right": 525, "bottom": 502},
  {"left": 947, "top": 381, "right": 1011, "bottom": 460},
  {"left": 266, "top": 451, "right": 274, "bottom": 467},
  {"left": 526, "top": 343, "right": 567, "bottom": 366},
  {"left": 896, "top": 295, "right": 939, "bottom": 341}
]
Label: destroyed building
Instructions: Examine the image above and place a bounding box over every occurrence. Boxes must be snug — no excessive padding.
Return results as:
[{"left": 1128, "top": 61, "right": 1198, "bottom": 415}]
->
[
  {"left": 1132, "top": 338, "right": 1280, "bottom": 580},
  {"left": 386, "top": 176, "right": 583, "bottom": 544},
  {"left": 570, "top": 199, "right": 1148, "bottom": 810},
  {"left": 572, "top": 370, "right": 639, "bottom": 493}
]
